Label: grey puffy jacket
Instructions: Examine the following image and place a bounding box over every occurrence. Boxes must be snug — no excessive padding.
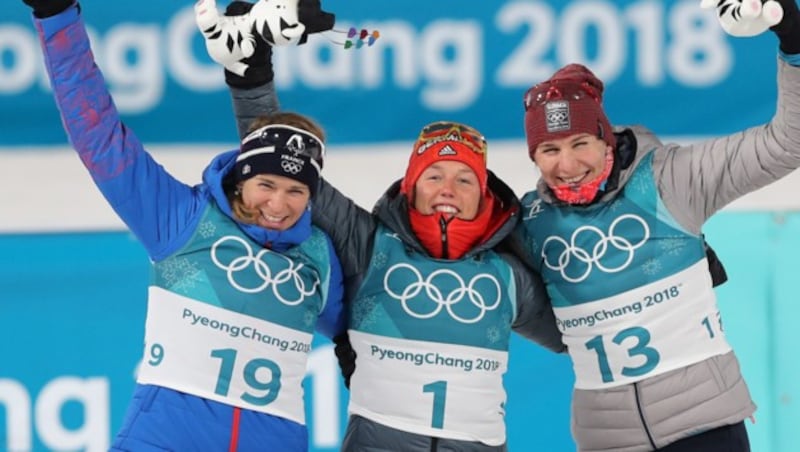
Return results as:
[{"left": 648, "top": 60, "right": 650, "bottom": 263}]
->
[{"left": 528, "top": 57, "right": 800, "bottom": 451}]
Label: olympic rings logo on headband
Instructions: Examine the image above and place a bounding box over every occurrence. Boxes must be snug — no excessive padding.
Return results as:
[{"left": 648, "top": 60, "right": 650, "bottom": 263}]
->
[
  {"left": 281, "top": 160, "right": 303, "bottom": 174},
  {"left": 383, "top": 263, "right": 501, "bottom": 324},
  {"left": 542, "top": 214, "right": 650, "bottom": 283},
  {"left": 211, "top": 236, "right": 319, "bottom": 305}
]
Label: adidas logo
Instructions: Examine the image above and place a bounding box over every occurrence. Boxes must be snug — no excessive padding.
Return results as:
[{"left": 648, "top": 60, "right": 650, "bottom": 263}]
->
[{"left": 438, "top": 145, "right": 457, "bottom": 156}]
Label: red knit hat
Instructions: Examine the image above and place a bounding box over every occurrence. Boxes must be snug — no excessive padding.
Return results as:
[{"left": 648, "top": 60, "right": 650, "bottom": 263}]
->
[
  {"left": 523, "top": 64, "right": 616, "bottom": 159},
  {"left": 401, "top": 121, "right": 488, "bottom": 196}
]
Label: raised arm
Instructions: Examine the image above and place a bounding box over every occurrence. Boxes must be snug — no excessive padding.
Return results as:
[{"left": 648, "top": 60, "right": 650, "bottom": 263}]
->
[
  {"left": 195, "top": 0, "right": 334, "bottom": 138},
  {"left": 655, "top": 0, "right": 800, "bottom": 233},
  {"left": 27, "top": 0, "right": 203, "bottom": 260},
  {"left": 196, "top": 0, "right": 281, "bottom": 138},
  {"left": 198, "top": 0, "right": 379, "bottom": 276}
]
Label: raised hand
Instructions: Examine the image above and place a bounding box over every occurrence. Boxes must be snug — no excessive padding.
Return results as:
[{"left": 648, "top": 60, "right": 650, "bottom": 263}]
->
[
  {"left": 22, "top": 0, "right": 73, "bottom": 18},
  {"left": 196, "top": 0, "right": 336, "bottom": 88},
  {"left": 196, "top": 0, "right": 259, "bottom": 77},
  {"left": 297, "top": 0, "right": 336, "bottom": 44},
  {"left": 771, "top": 0, "right": 800, "bottom": 53},
  {"left": 248, "top": 0, "right": 336, "bottom": 45},
  {"left": 700, "top": 0, "right": 784, "bottom": 37},
  {"left": 249, "top": 0, "right": 305, "bottom": 46},
  {"left": 195, "top": 0, "right": 274, "bottom": 88}
]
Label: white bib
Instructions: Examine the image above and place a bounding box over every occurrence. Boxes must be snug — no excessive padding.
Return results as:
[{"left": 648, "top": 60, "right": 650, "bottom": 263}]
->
[
  {"left": 137, "top": 286, "right": 313, "bottom": 423},
  {"left": 348, "top": 330, "right": 509, "bottom": 446},
  {"left": 555, "top": 260, "right": 732, "bottom": 389}
]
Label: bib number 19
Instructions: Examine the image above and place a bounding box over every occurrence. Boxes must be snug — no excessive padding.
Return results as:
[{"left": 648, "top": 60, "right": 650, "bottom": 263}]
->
[{"left": 211, "top": 348, "right": 282, "bottom": 406}]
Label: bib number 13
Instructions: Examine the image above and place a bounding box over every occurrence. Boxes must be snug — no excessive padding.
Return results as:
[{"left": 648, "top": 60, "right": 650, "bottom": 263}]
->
[{"left": 585, "top": 326, "right": 660, "bottom": 383}]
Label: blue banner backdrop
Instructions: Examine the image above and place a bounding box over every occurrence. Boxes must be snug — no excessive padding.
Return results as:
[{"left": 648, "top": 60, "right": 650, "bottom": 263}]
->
[{"left": 1, "top": 0, "right": 780, "bottom": 146}]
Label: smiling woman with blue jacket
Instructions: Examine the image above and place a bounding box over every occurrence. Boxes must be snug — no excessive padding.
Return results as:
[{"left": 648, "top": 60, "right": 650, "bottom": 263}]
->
[{"left": 23, "top": 1, "right": 345, "bottom": 450}]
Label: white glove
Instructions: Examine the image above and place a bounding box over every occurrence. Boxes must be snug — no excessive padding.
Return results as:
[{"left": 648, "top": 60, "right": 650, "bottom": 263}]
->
[
  {"left": 195, "top": 0, "right": 256, "bottom": 76},
  {"left": 251, "top": 0, "right": 305, "bottom": 46},
  {"left": 194, "top": 0, "right": 307, "bottom": 77},
  {"left": 700, "top": 0, "right": 784, "bottom": 37}
]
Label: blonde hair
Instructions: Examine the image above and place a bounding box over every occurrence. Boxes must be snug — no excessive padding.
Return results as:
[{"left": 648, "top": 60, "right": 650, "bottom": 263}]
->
[{"left": 228, "top": 112, "right": 325, "bottom": 225}]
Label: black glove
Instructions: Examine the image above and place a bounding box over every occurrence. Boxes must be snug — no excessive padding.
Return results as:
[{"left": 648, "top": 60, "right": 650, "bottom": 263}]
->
[
  {"left": 332, "top": 332, "right": 356, "bottom": 389},
  {"left": 772, "top": 0, "right": 800, "bottom": 54},
  {"left": 22, "top": 0, "right": 73, "bottom": 18},
  {"left": 223, "top": 1, "right": 274, "bottom": 89},
  {"left": 703, "top": 237, "right": 729, "bottom": 288},
  {"left": 297, "top": 0, "right": 336, "bottom": 44}
]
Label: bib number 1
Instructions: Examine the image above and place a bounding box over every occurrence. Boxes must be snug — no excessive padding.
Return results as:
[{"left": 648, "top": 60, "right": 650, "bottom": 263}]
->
[{"left": 423, "top": 380, "right": 447, "bottom": 429}]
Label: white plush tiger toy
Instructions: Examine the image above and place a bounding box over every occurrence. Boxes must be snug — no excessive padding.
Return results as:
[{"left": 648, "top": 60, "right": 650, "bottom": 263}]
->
[
  {"left": 195, "top": 0, "right": 305, "bottom": 76},
  {"left": 701, "top": 0, "right": 784, "bottom": 36}
]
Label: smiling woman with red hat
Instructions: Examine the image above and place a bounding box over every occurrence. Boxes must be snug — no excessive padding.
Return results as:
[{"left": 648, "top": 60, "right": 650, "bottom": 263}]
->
[
  {"left": 215, "top": 31, "right": 566, "bottom": 447},
  {"left": 301, "top": 119, "right": 565, "bottom": 451},
  {"left": 523, "top": 63, "right": 617, "bottom": 206},
  {"left": 516, "top": 4, "right": 800, "bottom": 446},
  {"left": 401, "top": 122, "right": 507, "bottom": 260},
  {"left": 201, "top": 3, "right": 564, "bottom": 450}
]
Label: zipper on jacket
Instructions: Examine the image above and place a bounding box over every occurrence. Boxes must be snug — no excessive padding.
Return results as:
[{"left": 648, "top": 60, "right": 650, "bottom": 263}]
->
[
  {"left": 430, "top": 436, "right": 439, "bottom": 452},
  {"left": 633, "top": 382, "right": 656, "bottom": 450},
  {"left": 439, "top": 216, "right": 449, "bottom": 259}
]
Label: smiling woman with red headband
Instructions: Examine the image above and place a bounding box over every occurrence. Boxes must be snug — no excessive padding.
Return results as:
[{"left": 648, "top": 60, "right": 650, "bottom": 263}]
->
[
  {"left": 309, "top": 120, "right": 564, "bottom": 451},
  {"left": 202, "top": 7, "right": 566, "bottom": 445},
  {"left": 401, "top": 123, "right": 507, "bottom": 260}
]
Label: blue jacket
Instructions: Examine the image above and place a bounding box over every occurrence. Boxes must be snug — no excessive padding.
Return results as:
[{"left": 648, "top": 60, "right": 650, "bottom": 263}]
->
[{"left": 34, "top": 5, "right": 344, "bottom": 451}]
